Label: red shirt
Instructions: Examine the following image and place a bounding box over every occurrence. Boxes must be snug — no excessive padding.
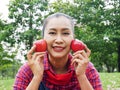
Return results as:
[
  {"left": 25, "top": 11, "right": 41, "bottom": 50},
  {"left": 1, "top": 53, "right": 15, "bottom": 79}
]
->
[{"left": 13, "top": 53, "right": 102, "bottom": 90}]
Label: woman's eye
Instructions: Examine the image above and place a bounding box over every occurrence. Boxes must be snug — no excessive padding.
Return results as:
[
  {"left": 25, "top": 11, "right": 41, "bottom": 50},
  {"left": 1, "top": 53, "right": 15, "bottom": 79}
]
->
[
  {"left": 49, "top": 32, "right": 56, "bottom": 35},
  {"left": 63, "top": 32, "right": 70, "bottom": 35}
]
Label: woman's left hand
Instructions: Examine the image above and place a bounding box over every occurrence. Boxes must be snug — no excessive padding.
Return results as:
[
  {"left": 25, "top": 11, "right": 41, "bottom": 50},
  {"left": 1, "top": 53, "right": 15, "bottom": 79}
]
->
[{"left": 71, "top": 45, "right": 91, "bottom": 77}]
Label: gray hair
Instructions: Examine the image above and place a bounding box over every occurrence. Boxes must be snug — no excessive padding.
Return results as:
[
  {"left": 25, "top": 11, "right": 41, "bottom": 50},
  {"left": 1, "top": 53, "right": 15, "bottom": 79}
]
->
[{"left": 41, "top": 12, "right": 74, "bottom": 37}]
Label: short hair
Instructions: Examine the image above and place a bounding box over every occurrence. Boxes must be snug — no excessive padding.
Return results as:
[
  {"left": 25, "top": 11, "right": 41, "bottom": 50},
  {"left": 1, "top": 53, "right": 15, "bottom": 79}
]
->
[{"left": 41, "top": 12, "right": 74, "bottom": 37}]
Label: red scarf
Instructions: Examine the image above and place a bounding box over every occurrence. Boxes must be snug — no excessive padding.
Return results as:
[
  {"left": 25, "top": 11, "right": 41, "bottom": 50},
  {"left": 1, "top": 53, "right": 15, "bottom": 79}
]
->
[{"left": 45, "top": 70, "right": 74, "bottom": 85}]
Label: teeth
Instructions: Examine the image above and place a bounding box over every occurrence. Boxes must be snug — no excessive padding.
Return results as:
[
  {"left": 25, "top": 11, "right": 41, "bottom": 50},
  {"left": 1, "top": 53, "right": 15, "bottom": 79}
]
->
[
  {"left": 53, "top": 47, "right": 64, "bottom": 51},
  {"left": 54, "top": 47, "right": 63, "bottom": 50}
]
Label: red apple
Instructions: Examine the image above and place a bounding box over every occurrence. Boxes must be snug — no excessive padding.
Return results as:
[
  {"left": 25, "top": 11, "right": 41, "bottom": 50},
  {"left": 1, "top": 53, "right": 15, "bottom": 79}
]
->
[
  {"left": 71, "top": 39, "right": 85, "bottom": 52},
  {"left": 33, "top": 39, "right": 47, "bottom": 52}
]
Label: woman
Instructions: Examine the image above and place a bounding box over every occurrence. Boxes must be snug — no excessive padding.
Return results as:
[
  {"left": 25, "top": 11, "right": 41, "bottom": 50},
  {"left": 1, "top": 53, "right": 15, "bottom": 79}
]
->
[{"left": 13, "top": 13, "right": 102, "bottom": 90}]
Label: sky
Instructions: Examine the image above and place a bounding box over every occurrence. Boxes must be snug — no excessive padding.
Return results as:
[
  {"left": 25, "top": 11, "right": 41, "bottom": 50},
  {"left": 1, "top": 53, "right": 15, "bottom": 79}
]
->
[{"left": 0, "top": 0, "right": 10, "bottom": 20}]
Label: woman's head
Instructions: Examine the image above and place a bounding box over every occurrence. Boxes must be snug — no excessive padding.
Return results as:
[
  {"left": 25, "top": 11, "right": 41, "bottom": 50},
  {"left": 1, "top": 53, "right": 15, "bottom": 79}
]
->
[
  {"left": 42, "top": 13, "right": 75, "bottom": 59},
  {"left": 42, "top": 12, "right": 74, "bottom": 37}
]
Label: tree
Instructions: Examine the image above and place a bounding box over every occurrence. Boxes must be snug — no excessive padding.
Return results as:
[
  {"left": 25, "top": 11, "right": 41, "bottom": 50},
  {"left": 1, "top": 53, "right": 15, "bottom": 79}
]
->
[
  {"left": 8, "top": 0, "right": 48, "bottom": 49},
  {"left": 103, "top": 0, "right": 120, "bottom": 71},
  {"left": 0, "top": 0, "right": 49, "bottom": 76},
  {"left": 48, "top": 0, "right": 119, "bottom": 72},
  {"left": 5, "top": 0, "right": 120, "bottom": 72}
]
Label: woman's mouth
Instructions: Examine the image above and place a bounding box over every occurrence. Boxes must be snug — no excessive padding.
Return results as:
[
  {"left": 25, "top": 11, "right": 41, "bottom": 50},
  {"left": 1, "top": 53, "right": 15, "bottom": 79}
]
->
[{"left": 53, "top": 46, "right": 64, "bottom": 52}]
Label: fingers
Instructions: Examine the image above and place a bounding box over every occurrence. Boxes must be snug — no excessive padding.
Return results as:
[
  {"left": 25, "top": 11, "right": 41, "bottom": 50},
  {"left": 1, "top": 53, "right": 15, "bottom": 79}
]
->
[
  {"left": 73, "top": 44, "right": 91, "bottom": 58},
  {"left": 73, "top": 50, "right": 87, "bottom": 58},
  {"left": 72, "top": 50, "right": 89, "bottom": 66},
  {"left": 27, "top": 45, "right": 46, "bottom": 64},
  {"left": 35, "top": 54, "right": 44, "bottom": 63},
  {"left": 32, "top": 52, "right": 46, "bottom": 61},
  {"left": 71, "top": 58, "right": 89, "bottom": 71},
  {"left": 84, "top": 45, "right": 91, "bottom": 57},
  {"left": 27, "top": 51, "right": 45, "bottom": 66},
  {"left": 71, "top": 58, "right": 80, "bottom": 66},
  {"left": 27, "top": 45, "right": 46, "bottom": 59},
  {"left": 27, "top": 45, "right": 36, "bottom": 60},
  {"left": 71, "top": 56, "right": 89, "bottom": 65}
]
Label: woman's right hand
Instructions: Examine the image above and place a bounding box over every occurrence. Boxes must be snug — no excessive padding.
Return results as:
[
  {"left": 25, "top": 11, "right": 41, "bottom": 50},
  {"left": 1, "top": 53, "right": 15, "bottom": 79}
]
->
[{"left": 27, "top": 45, "right": 45, "bottom": 78}]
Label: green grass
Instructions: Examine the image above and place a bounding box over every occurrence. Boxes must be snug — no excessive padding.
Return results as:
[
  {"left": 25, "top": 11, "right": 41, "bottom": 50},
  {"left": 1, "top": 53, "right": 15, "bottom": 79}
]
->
[
  {"left": 0, "top": 78, "right": 14, "bottom": 90},
  {"left": 0, "top": 73, "right": 120, "bottom": 90},
  {"left": 100, "top": 73, "right": 120, "bottom": 90}
]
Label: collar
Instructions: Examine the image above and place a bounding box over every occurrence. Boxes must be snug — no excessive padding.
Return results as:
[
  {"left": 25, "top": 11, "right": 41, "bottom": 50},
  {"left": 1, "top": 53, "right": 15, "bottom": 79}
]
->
[{"left": 43, "top": 52, "right": 74, "bottom": 72}]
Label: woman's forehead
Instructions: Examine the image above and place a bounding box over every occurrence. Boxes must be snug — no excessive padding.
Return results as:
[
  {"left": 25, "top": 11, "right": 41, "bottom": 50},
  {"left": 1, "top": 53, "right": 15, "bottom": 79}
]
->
[{"left": 46, "top": 16, "right": 72, "bottom": 27}]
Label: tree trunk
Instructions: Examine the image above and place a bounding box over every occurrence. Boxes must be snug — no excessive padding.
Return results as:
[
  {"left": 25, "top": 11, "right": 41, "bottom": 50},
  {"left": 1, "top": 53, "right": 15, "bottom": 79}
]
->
[
  {"left": 118, "top": 44, "right": 120, "bottom": 72},
  {"left": 29, "top": 3, "right": 33, "bottom": 49}
]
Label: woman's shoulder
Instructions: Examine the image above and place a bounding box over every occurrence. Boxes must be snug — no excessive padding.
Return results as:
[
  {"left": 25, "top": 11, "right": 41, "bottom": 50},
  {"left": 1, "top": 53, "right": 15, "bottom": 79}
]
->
[
  {"left": 86, "top": 62, "right": 100, "bottom": 77},
  {"left": 19, "top": 62, "right": 31, "bottom": 70},
  {"left": 87, "top": 62, "right": 94, "bottom": 67},
  {"left": 16, "top": 62, "right": 33, "bottom": 77},
  {"left": 86, "top": 62, "right": 98, "bottom": 73},
  {"left": 13, "top": 63, "right": 33, "bottom": 89}
]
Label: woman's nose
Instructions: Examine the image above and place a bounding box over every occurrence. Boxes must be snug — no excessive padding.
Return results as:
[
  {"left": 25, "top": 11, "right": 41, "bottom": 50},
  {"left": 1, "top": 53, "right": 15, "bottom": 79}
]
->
[{"left": 55, "top": 35, "right": 63, "bottom": 43}]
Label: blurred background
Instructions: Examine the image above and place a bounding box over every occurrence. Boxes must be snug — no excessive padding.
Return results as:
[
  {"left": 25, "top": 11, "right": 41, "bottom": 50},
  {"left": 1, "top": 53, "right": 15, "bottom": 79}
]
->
[{"left": 0, "top": 0, "right": 120, "bottom": 89}]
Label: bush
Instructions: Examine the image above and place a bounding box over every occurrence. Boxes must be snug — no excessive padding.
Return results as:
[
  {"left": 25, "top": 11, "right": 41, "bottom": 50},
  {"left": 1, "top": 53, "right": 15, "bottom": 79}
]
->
[{"left": 0, "top": 64, "right": 21, "bottom": 79}]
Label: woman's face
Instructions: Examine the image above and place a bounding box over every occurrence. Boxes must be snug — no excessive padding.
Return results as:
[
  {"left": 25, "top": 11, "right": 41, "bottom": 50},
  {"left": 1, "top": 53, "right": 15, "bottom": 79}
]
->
[{"left": 44, "top": 16, "right": 74, "bottom": 59}]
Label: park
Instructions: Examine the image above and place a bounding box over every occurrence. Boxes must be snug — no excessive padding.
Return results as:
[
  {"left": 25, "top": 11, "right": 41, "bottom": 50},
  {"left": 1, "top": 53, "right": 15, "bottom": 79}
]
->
[{"left": 0, "top": 0, "right": 120, "bottom": 90}]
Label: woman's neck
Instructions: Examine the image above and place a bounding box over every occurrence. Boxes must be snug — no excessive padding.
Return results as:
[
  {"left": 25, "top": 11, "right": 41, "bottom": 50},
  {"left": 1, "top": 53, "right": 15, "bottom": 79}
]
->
[{"left": 48, "top": 55, "right": 68, "bottom": 74}]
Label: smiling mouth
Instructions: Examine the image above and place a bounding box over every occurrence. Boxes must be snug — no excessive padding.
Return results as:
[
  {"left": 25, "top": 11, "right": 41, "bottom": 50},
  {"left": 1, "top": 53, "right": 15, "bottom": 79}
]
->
[{"left": 53, "top": 46, "right": 64, "bottom": 52}]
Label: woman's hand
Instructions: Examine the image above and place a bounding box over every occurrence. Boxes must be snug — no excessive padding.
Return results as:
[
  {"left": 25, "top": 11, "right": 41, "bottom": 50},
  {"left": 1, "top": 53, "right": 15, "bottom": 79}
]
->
[
  {"left": 27, "top": 45, "right": 45, "bottom": 78},
  {"left": 71, "top": 45, "right": 91, "bottom": 77}
]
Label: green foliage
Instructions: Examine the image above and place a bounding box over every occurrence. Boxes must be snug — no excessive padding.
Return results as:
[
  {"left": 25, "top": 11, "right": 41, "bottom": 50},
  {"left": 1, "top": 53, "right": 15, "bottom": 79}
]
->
[
  {"left": 0, "top": 63, "right": 21, "bottom": 78},
  {"left": 90, "top": 41, "right": 118, "bottom": 72},
  {"left": 0, "top": 18, "right": 16, "bottom": 47},
  {"left": 1, "top": 0, "right": 120, "bottom": 72},
  {"left": 49, "top": 0, "right": 120, "bottom": 72},
  {"left": 8, "top": 0, "right": 49, "bottom": 48},
  {"left": 0, "top": 41, "right": 20, "bottom": 77},
  {"left": 0, "top": 0, "right": 49, "bottom": 73}
]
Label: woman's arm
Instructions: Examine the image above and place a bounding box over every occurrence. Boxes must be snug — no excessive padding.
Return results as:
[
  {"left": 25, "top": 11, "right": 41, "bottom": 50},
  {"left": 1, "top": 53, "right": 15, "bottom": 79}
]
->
[
  {"left": 72, "top": 45, "right": 102, "bottom": 90},
  {"left": 26, "top": 76, "right": 43, "bottom": 90},
  {"left": 26, "top": 45, "right": 45, "bottom": 90},
  {"left": 71, "top": 45, "right": 94, "bottom": 90},
  {"left": 77, "top": 75, "right": 93, "bottom": 90}
]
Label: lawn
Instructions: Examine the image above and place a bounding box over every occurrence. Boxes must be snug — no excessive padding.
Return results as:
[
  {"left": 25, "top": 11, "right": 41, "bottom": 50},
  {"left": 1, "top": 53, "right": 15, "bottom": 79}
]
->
[
  {"left": 0, "top": 73, "right": 120, "bottom": 90},
  {"left": 100, "top": 73, "right": 120, "bottom": 90},
  {"left": 0, "top": 78, "right": 14, "bottom": 90}
]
